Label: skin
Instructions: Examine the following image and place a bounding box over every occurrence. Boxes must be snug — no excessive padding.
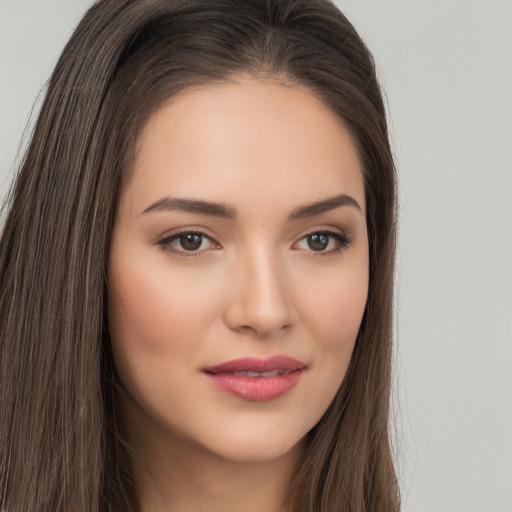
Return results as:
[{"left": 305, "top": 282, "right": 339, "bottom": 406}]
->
[{"left": 108, "top": 75, "right": 369, "bottom": 512}]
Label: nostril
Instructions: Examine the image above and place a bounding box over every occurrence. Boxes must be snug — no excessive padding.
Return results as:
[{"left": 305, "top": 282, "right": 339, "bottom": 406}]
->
[{"left": 235, "top": 318, "right": 292, "bottom": 338}]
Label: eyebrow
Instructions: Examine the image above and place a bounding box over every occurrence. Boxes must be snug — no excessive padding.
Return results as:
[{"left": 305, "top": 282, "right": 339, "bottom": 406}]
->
[
  {"left": 142, "top": 197, "right": 236, "bottom": 218},
  {"left": 142, "top": 193, "right": 362, "bottom": 219},
  {"left": 288, "top": 193, "right": 362, "bottom": 219}
]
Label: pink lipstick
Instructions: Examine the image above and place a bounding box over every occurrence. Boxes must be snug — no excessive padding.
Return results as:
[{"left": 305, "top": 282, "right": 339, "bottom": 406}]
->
[{"left": 202, "top": 355, "right": 306, "bottom": 401}]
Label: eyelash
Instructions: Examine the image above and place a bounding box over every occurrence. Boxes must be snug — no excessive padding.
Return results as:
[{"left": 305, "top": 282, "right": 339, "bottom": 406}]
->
[
  {"left": 294, "top": 230, "right": 352, "bottom": 256},
  {"left": 157, "top": 229, "right": 353, "bottom": 258},
  {"left": 157, "top": 230, "right": 219, "bottom": 258}
]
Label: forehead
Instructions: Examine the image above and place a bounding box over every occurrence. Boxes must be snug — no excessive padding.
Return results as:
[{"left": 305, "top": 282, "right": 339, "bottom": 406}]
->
[{"left": 127, "top": 77, "right": 365, "bottom": 216}]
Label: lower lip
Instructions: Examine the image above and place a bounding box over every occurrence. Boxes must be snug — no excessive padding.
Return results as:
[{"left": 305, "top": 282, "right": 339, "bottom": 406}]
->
[{"left": 203, "top": 370, "right": 303, "bottom": 401}]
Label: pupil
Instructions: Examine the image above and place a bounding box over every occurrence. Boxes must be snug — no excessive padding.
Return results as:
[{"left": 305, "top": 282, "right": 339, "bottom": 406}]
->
[
  {"left": 308, "top": 233, "right": 328, "bottom": 251},
  {"left": 180, "top": 234, "right": 202, "bottom": 251}
]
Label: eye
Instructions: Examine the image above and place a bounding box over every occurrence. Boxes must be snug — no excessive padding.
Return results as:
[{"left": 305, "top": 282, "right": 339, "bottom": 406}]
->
[
  {"left": 158, "top": 231, "right": 217, "bottom": 255},
  {"left": 294, "top": 231, "right": 351, "bottom": 253}
]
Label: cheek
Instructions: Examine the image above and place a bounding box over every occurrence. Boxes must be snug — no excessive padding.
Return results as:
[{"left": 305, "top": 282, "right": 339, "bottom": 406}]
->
[
  {"left": 301, "top": 260, "right": 368, "bottom": 346},
  {"left": 296, "top": 252, "right": 369, "bottom": 398},
  {"left": 109, "top": 266, "right": 181, "bottom": 355},
  {"left": 320, "top": 279, "right": 367, "bottom": 346},
  {"left": 107, "top": 250, "right": 221, "bottom": 370}
]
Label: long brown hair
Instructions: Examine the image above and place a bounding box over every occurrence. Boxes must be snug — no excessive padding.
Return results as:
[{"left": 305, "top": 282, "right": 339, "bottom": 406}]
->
[{"left": 0, "top": 1, "right": 399, "bottom": 510}]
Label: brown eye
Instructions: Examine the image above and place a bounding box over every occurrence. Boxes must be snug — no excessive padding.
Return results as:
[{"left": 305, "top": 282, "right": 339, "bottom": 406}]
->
[
  {"left": 307, "top": 233, "right": 329, "bottom": 251},
  {"left": 179, "top": 233, "right": 203, "bottom": 251},
  {"left": 294, "top": 231, "right": 351, "bottom": 254},
  {"left": 159, "top": 231, "right": 216, "bottom": 255}
]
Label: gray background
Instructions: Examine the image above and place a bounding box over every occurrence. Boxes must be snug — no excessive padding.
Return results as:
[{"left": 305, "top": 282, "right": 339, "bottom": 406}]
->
[{"left": 1, "top": 1, "right": 511, "bottom": 511}]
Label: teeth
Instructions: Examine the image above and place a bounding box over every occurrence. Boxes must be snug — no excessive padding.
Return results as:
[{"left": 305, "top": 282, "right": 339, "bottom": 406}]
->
[{"left": 220, "top": 369, "right": 291, "bottom": 377}]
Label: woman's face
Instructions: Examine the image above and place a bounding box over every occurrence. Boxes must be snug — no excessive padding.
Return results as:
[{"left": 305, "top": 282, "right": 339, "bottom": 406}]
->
[{"left": 108, "top": 77, "right": 369, "bottom": 463}]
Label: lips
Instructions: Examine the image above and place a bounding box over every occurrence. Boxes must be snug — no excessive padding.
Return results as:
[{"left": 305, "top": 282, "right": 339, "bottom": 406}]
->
[
  {"left": 202, "top": 356, "right": 306, "bottom": 401},
  {"left": 203, "top": 355, "right": 306, "bottom": 374}
]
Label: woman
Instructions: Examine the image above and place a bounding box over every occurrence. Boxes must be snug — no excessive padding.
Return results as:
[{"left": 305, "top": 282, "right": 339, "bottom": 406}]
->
[{"left": 0, "top": 0, "right": 398, "bottom": 510}]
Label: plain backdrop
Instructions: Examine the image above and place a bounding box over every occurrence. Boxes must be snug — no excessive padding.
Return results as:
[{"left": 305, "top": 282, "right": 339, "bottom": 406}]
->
[{"left": 1, "top": 1, "right": 511, "bottom": 511}]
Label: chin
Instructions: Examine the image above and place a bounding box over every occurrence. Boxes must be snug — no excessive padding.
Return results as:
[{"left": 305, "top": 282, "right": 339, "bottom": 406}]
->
[
  {"left": 213, "top": 441, "right": 302, "bottom": 464},
  {"left": 197, "top": 425, "right": 307, "bottom": 464}
]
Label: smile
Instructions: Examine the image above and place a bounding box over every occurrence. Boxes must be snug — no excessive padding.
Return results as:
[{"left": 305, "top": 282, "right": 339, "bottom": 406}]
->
[
  {"left": 202, "top": 356, "right": 306, "bottom": 401},
  {"left": 214, "top": 369, "right": 292, "bottom": 377}
]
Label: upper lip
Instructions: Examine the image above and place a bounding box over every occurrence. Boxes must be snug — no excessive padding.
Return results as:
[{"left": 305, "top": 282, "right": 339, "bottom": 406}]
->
[{"left": 203, "top": 355, "right": 306, "bottom": 374}]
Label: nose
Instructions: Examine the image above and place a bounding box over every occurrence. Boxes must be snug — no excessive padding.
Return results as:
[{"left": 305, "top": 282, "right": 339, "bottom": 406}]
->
[{"left": 223, "top": 247, "right": 294, "bottom": 338}]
